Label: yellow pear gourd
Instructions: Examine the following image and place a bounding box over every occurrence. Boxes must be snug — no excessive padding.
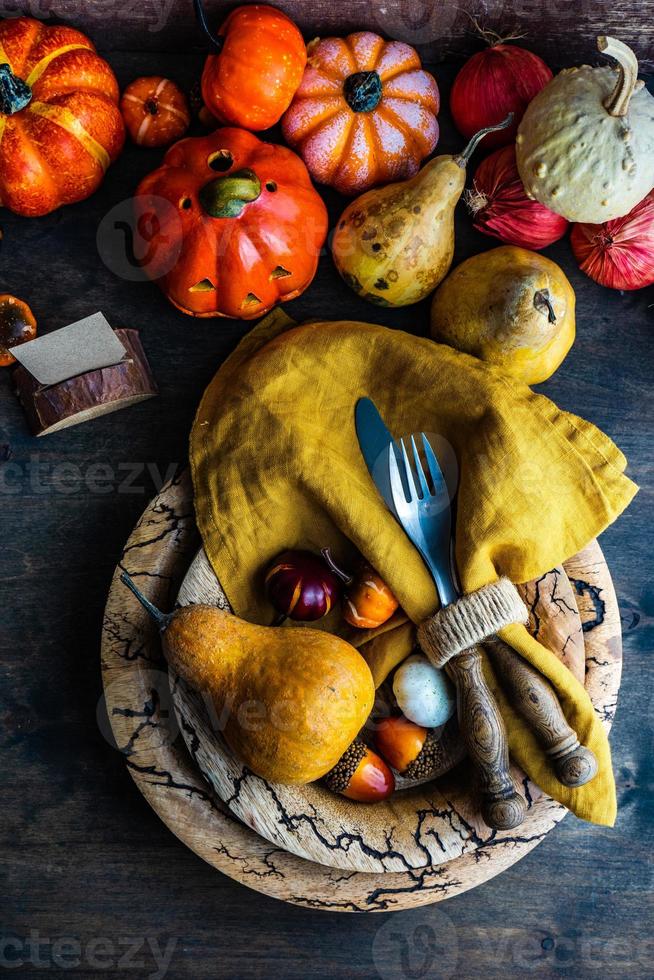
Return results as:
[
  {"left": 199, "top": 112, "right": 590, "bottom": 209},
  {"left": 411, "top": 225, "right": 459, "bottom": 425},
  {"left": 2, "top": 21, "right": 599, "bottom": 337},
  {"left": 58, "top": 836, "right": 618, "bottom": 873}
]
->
[
  {"left": 121, "top": 574, "right": 375, "bottom": 785},
  {"left": 331, "top": 116, "right": 513, "bottom": 307},
  {"left": 430, "top": 246, "right": 576, "bottom": 385}
]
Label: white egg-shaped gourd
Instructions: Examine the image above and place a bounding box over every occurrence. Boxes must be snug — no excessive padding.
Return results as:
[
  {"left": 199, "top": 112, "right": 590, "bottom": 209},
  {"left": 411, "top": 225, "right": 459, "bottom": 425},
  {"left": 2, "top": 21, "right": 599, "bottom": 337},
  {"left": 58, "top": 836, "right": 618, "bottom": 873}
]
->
[
  {"left": 393, "top": 654, "right": 456, "bottom": 728},
  {"left": 516, "top": 36, "right": 654, "bottom": 222}
]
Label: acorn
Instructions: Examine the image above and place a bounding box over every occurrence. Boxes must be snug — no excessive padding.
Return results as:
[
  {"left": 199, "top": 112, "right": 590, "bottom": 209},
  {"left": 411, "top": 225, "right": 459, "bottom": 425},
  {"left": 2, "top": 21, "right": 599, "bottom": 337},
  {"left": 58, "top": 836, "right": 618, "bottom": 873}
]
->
[
  {"left": 375, "top": 715, "right": 445, "bottom": 781},
  {"left": 324, "top": 739, "right": 395, "bottom": 802}
]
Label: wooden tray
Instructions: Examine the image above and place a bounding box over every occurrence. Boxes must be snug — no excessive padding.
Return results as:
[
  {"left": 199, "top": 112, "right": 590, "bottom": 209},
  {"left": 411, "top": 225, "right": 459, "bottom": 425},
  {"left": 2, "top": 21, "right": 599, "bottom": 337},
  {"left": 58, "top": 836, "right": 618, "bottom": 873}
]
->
[
  {"left": 101, "top": 471, "right": 622, "bottom": 910},
  {"left": 171, "top": 547, "right": 585, "bottom": 872}
]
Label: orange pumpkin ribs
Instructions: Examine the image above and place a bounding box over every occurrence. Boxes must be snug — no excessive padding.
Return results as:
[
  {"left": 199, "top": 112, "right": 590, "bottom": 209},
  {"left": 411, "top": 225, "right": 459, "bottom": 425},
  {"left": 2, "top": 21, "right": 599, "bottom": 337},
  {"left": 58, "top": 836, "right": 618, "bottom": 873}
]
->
[{"left": 0, "top": 17, "right": 124, "bottom": 216}]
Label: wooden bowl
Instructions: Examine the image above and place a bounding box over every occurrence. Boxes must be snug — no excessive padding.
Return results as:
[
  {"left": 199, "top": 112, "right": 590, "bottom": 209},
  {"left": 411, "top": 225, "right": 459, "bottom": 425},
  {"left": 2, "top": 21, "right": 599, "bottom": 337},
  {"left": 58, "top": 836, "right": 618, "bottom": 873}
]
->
[{"left": 101, "top": 472, "right": 622, "bottom": 908}]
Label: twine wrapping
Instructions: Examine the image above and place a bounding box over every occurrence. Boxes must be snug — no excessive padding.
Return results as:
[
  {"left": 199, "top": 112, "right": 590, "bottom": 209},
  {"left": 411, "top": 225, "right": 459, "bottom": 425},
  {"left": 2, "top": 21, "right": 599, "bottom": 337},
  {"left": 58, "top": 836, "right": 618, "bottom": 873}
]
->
[{"left": 418, "top": 578, "right": 528, "bottom": 668}]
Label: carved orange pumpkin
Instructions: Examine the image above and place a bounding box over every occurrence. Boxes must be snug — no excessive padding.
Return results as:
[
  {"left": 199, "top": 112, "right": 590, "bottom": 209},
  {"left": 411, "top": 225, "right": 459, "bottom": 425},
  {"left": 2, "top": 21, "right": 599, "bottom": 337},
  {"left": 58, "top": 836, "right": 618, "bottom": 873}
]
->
[
  {"left": 281, "top": 33, "right": 440, "bottom": 196},
  {"left": 134, "top": 128, "right": 328, "bottom": 319},
  {"left": 0, "top": 17, "right": 124, "bottom": 216}
]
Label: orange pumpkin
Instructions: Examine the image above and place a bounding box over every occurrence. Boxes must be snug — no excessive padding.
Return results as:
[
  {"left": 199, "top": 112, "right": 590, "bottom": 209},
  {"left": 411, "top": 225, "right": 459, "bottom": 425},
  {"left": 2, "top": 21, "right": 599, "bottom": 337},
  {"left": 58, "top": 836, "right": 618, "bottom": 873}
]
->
[
  {"left": 195, "top": 0, "right": 306, "bottom": 131},
  {"left": 134, "top": 128, "right": 328, "bottom": 319},
  {"left": 0, "top": 17, "right": 124, "bottom": 216},
  {"left": 281, "top": 33, "right": 440, "bottom": 196},
  {"left": 120, "top": 76, "right": 190, "bottom": 148}
]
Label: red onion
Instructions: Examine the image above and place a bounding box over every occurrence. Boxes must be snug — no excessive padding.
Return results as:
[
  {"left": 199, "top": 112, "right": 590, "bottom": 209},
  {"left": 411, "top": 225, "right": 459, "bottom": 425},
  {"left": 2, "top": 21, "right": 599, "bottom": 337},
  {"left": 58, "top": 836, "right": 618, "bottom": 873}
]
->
[
  {"left": 570, "top": 192, "right": 654, "bottom": 290},
  {"left": 450, "top": 42, "right": 552, "bottom": 150},
  {"left": 466, "top": 145, "right": 569, "bottom": 250},
  {"left": 265, "top": 549, "right": 342, "bottom": 622}
]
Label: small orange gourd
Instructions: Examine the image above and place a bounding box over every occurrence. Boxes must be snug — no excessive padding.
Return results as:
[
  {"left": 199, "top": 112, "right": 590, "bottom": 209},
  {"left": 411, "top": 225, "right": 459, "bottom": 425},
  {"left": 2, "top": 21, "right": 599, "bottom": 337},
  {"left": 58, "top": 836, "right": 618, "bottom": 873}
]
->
[
  {"left": 0, "top": 294, "right": 37, "bottom": 367},
  {"left": 195, "top": 0, "right": 306, "bottom": 131},
  {"left": 322, "top": 551, "right": 399, "bottom": 629},
  {"left": 120, "top": 76, "right": 190, "bottom": 147}
]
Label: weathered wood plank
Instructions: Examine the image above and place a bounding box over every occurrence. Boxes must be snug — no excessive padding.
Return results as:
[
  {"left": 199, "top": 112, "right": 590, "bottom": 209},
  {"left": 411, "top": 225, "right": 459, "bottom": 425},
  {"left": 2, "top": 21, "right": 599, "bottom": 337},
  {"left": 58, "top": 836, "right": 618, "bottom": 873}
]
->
[
  {"left": 4, "top": 0, "right": 654, "bottom": 67},
  {"left": 1, "top": 48, "right": 652, "bottom": 979}
]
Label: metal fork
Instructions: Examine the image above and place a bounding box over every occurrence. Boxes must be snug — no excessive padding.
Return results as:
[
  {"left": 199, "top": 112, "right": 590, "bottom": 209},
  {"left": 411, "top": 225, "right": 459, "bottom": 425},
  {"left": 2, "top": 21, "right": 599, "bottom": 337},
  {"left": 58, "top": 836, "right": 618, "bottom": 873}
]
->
[
  {"left": 389, "top": 434, "right": 526, "bottom": 830},
  {"left": 390, "top": 435, "right": 598, "bottom": 815},
  {"left": 390, "top": 435, "right": 459, "bottom": 607}
]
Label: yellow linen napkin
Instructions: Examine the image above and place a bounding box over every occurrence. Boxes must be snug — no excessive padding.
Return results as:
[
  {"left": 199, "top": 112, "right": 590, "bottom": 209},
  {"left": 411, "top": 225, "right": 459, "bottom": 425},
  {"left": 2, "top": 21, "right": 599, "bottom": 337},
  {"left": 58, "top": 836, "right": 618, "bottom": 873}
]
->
[{"left": 190, "top": 310, "right": 637, "bottom": 825}]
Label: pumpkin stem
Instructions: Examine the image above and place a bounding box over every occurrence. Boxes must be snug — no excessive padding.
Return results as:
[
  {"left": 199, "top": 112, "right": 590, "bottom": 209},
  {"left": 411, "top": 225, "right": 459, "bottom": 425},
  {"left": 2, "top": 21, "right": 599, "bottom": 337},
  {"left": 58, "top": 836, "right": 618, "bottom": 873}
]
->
[
  {"left": 598, "top": 36, "right": 640, "bottom": 117},
  {"left": 199, "top": 168, "right": 261, "bottom": 218},
  {"left": 533, "top": 289, "right": 557, "bottom": 324},
  {"left": 321, "top": 548, "right": 353, "bottom": 585},
  {"left": 0, "top": 64, "right": 32, "bottom": 115},
  {"left": 344, "top": 71, "right": 383, "bottom": 113},
  {"left": 455, "top": 113, "right": 514, "bottom": 167},
  {"left": 120, "top": 571, "right": 172, "bottom": 631},
  {"left": 193, "top": 0, "right": 225, "bottom": 55}
]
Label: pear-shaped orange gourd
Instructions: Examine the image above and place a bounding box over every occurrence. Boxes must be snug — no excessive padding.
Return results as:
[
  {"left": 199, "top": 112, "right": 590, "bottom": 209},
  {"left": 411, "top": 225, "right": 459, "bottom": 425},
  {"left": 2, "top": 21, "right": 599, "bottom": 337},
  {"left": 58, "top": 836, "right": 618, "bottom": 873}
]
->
[{"left": 121, "top": 574, "right": 374, "bottom": 785}]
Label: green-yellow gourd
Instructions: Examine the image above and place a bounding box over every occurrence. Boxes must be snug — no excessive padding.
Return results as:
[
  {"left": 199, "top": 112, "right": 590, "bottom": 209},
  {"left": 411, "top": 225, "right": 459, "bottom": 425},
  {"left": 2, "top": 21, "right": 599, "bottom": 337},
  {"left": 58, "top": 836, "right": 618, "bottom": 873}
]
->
[
  {"left": 516, "top": 36, "right": 654, "bottom": 223},
  {"left": 430, "top": 245, "right": 575, "bottom": 385},
  {"left": 331, "top": 115, "right": 513, "bottom": 307},
  {"left": 121, "top": 573, "right": 375, "bottom": 785}
]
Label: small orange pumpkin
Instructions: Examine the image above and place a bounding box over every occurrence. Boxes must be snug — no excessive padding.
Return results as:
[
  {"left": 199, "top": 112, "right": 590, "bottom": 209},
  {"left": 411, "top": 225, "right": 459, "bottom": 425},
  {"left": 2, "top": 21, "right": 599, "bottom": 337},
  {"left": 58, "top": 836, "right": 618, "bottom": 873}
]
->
[
  {"left": 282, "top": 33, "right": 440, "bottom": 195},
  {"left": 120, "top": 76, "right": 190, "bottom": 148},
  {"left": 0, "top": 294, "right": 36, "bottom": 367},
  {"left": 0, "top": 17, "right": 124, "bottom": 216},
  {"left": 134, "top": 128, "right": 328, "bottom": 319},
  {"left": 195, "top": 0, "right": 306, "bottom": 131}
]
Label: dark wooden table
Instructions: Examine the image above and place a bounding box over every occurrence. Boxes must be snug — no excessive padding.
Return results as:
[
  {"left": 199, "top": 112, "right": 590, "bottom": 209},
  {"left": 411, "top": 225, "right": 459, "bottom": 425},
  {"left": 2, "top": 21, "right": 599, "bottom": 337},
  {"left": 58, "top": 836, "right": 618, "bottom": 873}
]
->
[{"left": 1, "top": 34, "right": 653, "bottom": 980}]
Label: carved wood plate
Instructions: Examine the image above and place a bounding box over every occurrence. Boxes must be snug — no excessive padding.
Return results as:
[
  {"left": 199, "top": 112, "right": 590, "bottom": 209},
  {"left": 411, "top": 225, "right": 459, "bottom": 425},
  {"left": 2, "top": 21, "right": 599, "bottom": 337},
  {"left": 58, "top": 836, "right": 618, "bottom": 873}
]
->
[
  {"left": 101, "top": 472, "right": 622, "bottom": 910},
  {"left": 171, "top": 547, "right": 585, "bottom": 872}
]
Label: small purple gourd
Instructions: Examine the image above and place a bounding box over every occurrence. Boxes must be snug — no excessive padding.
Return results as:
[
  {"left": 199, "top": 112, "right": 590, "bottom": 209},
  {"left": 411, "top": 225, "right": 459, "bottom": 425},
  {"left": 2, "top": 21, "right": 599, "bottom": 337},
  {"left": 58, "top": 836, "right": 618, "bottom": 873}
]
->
[{"left": 265, "top": 549, "right": 343, "bottom": 623}]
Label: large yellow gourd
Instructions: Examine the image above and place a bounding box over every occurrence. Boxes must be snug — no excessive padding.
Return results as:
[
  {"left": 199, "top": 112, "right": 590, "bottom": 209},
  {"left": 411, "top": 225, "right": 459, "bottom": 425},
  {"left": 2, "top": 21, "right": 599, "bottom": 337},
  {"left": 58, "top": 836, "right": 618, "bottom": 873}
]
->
[
  {"left": 121, "top": 574, "right": 375, "bottom": 785},
  {"left": 331, "top": 117, "right": 513, "bottom": 307}
]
